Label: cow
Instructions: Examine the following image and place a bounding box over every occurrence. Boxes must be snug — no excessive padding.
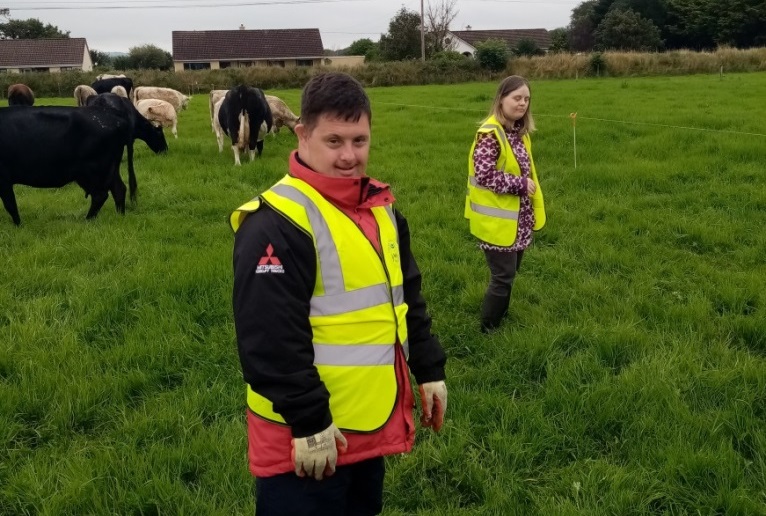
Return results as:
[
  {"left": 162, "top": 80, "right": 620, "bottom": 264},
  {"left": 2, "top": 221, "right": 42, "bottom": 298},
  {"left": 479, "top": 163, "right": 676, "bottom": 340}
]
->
[
  {"left": 209, "top": 89, "right": 227, "bottom": 132},
  {"left": 8, "top": 84, "right": 34, "bottom": 106},
  {"left": 96, "top": 73, "right": 126, "bottom": 80},
  {"left": 213, "top": 97, "right": 267, "bottom": 156},
  {"left": 0, "top": 106, "right": 132, "bottom": 225},
  {"left": 217, "top": 85, "right": 273, "bottom": 166},
  {"left": 111, "top": 85, "right": 128, "bottom": 98},
  {"left": 136, "top": 99, "right": 178, "bottom": 139},
  {"left": 86, "top": 93, "right": 168, "bottom": 203},
  {"left": 133, "top": 86, "right": 190, "bottom": 113},
  {"left": 74, "top": 85, "right": 97, "bottom": 107},
  {"left": 265, "top": 94, "right": 300, "bottom": 135},
  {"left": 92, "top": 77, "right": 134, "bottom": 97}
]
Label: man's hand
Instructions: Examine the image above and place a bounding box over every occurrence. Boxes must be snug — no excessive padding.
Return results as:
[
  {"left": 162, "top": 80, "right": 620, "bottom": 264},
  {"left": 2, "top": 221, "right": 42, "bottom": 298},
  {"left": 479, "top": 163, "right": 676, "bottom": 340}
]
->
[
  {"left": 291, "top": 423, "right": 348, "bottom": 480},
  {"left": 418, "top": 381, "right": 447, "bottom": 432}
]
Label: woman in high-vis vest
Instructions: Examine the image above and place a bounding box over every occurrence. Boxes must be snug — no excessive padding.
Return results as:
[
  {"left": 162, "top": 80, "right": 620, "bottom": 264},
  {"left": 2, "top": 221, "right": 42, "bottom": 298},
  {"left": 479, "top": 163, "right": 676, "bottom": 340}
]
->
[
  {"left": 465, "top": 75, "right": 546, "bottom": 333},
  {"left": 232, "top": 72, "right": 447, "bottom": 516}
]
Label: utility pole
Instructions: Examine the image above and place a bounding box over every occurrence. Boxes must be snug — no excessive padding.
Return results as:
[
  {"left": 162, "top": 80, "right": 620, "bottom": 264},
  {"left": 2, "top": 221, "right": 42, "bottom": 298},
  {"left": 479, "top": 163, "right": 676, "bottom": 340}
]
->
[{"left": 420, "top": 0, "right": 425, "bottom": 61}]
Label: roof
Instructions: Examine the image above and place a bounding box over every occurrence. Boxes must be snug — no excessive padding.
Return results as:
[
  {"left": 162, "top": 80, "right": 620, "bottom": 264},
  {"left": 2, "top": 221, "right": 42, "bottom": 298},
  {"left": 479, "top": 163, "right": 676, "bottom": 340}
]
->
[
  {"left": 172, "top": 29, "right": 324, "bottom": 61},
  {"left": 449, "top": 29, "right": 551, "bottom": 50},
  {"left": 0, "top": 38, "right": 88, "bottom": 68}
]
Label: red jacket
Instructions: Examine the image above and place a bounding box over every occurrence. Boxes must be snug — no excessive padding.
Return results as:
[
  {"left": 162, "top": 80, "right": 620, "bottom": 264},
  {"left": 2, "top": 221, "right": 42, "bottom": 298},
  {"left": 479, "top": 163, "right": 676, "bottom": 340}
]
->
[{"left": 233, "top": 152, "right": 447, "bottom": 477}]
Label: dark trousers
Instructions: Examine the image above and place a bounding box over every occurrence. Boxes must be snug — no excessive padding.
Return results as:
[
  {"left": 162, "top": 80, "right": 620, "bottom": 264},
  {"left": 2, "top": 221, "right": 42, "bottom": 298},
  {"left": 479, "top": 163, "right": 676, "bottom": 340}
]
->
[
  {"left": 484, "top": 249, "right": 523, "bottom": 297},
  {"left": 480, "top": 249, "right": 524, "bottom": 331},
  {"left": 255, "top": 457, "right": 385, "bottom": 516}
]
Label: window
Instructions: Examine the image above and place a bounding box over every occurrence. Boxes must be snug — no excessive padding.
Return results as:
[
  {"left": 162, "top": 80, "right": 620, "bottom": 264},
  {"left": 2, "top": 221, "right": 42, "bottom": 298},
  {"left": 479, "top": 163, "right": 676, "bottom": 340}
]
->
[
  {"left": 296, "top": 59, "right": 314, "bottom": 67},
  {"left": 184, "top": 62, "right": 211, "bottom": 70},
  {"left": 266, "top": 60, "right": 285, "bottom": 68},
  {"left": 220, "top": 61, "right": 231, "bottom": 69}
]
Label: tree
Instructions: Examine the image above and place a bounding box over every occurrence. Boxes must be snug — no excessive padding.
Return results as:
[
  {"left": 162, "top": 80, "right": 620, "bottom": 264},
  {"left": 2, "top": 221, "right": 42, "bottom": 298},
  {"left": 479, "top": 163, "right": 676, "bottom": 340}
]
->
[
  {"left": 475, "top": 39, "right": 508, "bottom": 71},
  {"left": 128, "top": 44, "right": 173, "bottom": 70},
  {"left": 548, "top": 27, "right": 570, "bottom": 52},
  {"left": 568, "top": 0, "right": 599, "bottom": 51},
  {"left": 345, "top": 38, "right": 377, "bottom": 56},
  {"left": 90, "top": 49, "right": 112, "bottom": 69},
  {"left": 594, "top": 8, "right": 663, "bottom": 51},
  {"left": 514, "top": 38, "right": 545, "bottom": 57},
  {"left": 424, "top": 0, "right": 459, "bottom": 56},
  {"left": 0, "top": 18, "right": 69, "bottom": 39},
  {"left": 113, "top": 55, "right": 131, "bottom": 71},
  {"left": 379, "top": 7, "right": 422, "bottom": 61}
]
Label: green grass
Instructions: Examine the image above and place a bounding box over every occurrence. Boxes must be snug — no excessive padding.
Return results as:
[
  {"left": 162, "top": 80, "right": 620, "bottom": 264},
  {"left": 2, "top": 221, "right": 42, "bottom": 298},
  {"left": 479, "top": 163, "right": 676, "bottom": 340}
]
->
[{"left": 2, "top": 72, "right": 766, "bottom": 514}]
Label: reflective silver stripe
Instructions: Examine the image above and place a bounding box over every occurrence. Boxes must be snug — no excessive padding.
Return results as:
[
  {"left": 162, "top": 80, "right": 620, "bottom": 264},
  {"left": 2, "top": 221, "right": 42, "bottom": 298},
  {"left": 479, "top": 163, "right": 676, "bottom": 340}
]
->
[
  {"left": 313, "top": 343, "right": 395, "bottom": 366},
  {"left": 384, "top": 206, "right": 397, "bottom": 238},
  {"left": 271, "top": 184, "right": 345, "bottom": 294},
  {"left": 469, "top": 176, "right": 492, "bottom": 191},
  {"left": 402, "top": 339, "right": 409, "bottom": 358},
  {"left": 391, "top": 285, "right": 404, "bottom": 307},
  {"left": 470, "top": 202, "right": 519, "bottom": 220},
  {"left": 311, "top": 283, "right": 391, "bottom": 316}
]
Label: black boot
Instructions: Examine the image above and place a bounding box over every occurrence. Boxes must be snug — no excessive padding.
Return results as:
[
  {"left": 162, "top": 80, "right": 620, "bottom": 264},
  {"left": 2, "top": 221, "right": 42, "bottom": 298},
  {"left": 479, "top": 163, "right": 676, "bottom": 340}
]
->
[{"left": 480, "top": 292, "right": 511, "bottom": 333}]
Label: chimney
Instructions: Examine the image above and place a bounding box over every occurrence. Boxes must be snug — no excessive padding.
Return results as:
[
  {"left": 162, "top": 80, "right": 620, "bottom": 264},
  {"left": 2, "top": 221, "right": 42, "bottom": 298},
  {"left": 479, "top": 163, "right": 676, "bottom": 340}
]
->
[
  {"left": 465, "top": 24, "right": 472, "bottom": 31},
  {"left": 239, "top": 24, "right": 245, "bottom": 30}
]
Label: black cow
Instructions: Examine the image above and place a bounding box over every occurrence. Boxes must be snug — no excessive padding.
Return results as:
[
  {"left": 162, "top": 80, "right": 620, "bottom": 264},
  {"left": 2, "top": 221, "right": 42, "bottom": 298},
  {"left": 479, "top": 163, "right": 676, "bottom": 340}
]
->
[
  {"left": 91, "top": 77, "right": 134, "bottom": 97},
  {"left": 8, "top": 84, "right": 34, "bottom": 106},
  {"left": 0, "top": 106, "right": 132, "bottom": 225},
  {"left": 218, "top": 85, "right": 273, "bottom": 166},
  {"left": 86, "top": 93, "right": 167, "bottom": 202}
]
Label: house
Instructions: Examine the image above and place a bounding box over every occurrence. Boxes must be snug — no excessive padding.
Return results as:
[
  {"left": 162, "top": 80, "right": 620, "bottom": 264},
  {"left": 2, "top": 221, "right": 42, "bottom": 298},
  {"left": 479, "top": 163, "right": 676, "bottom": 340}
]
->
[
  {"left": 0, "top": 38, "right": 93, "bottom": 73},
  {"left": 172, "top": 28, "right": 327, "bottom": 71},
  {"left": 447, "top": 29, "right": 551, "bottom": 56}
]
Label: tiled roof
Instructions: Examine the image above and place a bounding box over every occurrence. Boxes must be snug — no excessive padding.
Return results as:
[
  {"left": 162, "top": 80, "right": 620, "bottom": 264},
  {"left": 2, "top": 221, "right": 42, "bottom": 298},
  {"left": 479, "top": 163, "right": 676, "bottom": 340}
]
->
[
  {"left": 0, "top": 38, "right": 88, "bottom": 67},
  {"left": 450, "top": 29, "right": 551, "bottom": 50},
  {"left": 172, "top": 29, "right": 324, "bottom": 61}
]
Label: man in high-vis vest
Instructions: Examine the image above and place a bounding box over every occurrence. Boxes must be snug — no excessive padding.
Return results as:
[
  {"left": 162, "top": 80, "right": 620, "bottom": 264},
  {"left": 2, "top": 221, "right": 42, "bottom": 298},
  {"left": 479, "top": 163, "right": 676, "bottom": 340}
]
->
[{"left": 231, "top": 72, "right": 448, "bottom": 515}]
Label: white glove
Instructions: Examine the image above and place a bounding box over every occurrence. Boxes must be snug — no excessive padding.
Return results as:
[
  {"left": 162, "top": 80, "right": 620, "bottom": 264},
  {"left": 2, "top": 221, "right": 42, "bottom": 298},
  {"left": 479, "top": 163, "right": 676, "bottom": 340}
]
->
[
  {"left": 291, "top": 423, "right": 348, "bottom": 480},
  {"left": 418, "top": 381, "right": 448, "bottom": 432}
]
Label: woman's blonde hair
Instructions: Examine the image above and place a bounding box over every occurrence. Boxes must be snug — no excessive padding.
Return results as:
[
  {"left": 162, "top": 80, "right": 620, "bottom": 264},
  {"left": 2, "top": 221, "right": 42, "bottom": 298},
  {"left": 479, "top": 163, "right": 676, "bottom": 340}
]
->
[{"left": 488, "top": 75, "right": 535, "bottom": 135}]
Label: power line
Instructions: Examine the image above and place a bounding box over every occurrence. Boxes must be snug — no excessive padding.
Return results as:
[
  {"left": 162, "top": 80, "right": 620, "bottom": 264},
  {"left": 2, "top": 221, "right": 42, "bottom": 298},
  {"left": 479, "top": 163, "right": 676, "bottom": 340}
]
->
[{"left": 7, "top": 0, "right": 371, "bottom": 10}]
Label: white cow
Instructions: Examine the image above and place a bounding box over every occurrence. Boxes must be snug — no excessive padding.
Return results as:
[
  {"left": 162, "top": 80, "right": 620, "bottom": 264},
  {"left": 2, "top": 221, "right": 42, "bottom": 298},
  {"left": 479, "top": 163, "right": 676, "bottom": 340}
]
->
[
  {"left": 111, "top": 85, "right": 128, "bottom": 98},
  {"left": 265, "top": 95, "right": 300, "bottom": 135},
  {"left": 96, "top": 73, "right": 126, "bottom": 80},
  {"left": 136, "top": 99, "right": 178, "bottom": 139},
  {"left": 209, "top": 89, "right": 227, "bottom": 132},
  {"left": 133, "top": 86, "right": 190, "bottom": 113},
  {"left": 73, "top": 84, "right": 97, "bottom": 107}
]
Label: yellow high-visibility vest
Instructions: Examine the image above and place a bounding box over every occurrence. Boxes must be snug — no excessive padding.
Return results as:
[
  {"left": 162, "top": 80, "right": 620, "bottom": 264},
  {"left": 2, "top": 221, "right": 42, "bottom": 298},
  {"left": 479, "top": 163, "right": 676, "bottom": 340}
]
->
[
  {"left": 231, "top": 175, "right": 409, "bottom": 432},
  {"left": 464, "top": 114, "right": 546, "bottom": 246}
]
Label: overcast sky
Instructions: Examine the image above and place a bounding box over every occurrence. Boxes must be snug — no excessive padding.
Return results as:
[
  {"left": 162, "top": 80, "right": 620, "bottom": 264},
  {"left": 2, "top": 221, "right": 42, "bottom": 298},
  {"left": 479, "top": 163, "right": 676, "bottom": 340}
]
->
[{"left": 6, "top": 0, "right": 581, "bottom": 54}]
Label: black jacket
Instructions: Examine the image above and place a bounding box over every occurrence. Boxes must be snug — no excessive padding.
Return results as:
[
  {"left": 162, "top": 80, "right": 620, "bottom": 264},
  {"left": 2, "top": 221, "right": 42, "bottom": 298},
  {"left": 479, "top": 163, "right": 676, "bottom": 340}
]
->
[{"left": 233, "top": 202, "right": 447, "bottom": 438}]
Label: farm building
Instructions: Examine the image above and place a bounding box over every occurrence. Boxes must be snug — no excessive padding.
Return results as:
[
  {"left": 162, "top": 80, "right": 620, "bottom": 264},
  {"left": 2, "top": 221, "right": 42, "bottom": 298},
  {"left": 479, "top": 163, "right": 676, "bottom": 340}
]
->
[
  {"left": 0, "top": 38, "right": 93, "bottom": 73},
  {"left": 172, "top": 27, "right": 362, "bottom": 71}
]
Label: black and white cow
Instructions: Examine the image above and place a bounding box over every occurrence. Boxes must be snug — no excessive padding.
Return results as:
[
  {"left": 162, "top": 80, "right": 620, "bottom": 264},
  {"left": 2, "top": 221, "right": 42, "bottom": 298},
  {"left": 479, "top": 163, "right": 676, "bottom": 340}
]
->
[
  {"left": 86, "top": 93, "right": 168, "bottom": 202},
  {"left": 217, "top": 85, "right": 273, "bottom": 166},
  {"left": 0, "top": 106, "right": 133, "bottom": 225},
  {"left": 91, "top": 77, "right": 134, "bottom": 97}
]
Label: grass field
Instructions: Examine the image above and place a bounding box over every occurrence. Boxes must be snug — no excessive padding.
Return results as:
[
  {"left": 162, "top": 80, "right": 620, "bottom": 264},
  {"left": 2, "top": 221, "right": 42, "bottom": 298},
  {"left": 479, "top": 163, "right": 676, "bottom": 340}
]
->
[{"left": 1, "top": 72, "right": 765, "bottom": 515}]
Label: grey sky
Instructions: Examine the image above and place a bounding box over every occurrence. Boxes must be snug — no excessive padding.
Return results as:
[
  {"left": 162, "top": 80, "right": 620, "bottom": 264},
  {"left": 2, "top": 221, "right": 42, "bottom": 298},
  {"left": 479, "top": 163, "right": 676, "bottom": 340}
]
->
[{"left": 6, "top": 0, "right": 581, "bottom": 54}]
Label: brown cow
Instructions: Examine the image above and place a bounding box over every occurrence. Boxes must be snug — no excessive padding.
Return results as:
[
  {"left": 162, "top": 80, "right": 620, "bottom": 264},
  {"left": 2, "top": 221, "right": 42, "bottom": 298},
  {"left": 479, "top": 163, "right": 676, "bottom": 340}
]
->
[{"left": 8, "top": 84, "right": 34, "bottom": 106}]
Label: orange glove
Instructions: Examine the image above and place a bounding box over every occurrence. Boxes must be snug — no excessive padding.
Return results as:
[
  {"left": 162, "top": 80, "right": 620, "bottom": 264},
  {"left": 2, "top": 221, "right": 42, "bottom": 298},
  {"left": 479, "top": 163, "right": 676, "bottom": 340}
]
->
[
  {"left": 418, "top": 381, "right": 447, "bottom": 432},
  {"left": 290, "top": 423, "right": 348, "bottom": 480}
]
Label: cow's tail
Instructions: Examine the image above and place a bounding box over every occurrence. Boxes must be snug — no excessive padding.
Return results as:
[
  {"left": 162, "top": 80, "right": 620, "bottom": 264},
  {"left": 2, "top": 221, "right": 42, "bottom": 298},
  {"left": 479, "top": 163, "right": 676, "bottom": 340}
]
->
[{"left": 237, "top": 109, "right": 248, "bottom": 150}]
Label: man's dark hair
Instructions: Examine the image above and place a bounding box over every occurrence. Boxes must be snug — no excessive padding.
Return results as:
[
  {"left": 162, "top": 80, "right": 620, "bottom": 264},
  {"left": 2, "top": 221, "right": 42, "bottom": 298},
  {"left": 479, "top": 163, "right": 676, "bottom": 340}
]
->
[{"left": 300, "top": 72, "right": 371, "bottom": 129}]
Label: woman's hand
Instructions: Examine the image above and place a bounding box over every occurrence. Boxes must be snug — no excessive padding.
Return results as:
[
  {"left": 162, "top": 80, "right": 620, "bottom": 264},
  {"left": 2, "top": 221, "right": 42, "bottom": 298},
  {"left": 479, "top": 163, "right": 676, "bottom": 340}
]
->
[{"left": 526, "top": 179, "right": 537, "bottom": 195}]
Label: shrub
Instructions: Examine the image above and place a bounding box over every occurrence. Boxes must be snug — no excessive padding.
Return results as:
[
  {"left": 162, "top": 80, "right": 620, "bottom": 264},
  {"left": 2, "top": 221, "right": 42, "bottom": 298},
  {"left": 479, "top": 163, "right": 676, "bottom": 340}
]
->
[{"left": 475, "top": 39, "right": 509, "bottom": 72}]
